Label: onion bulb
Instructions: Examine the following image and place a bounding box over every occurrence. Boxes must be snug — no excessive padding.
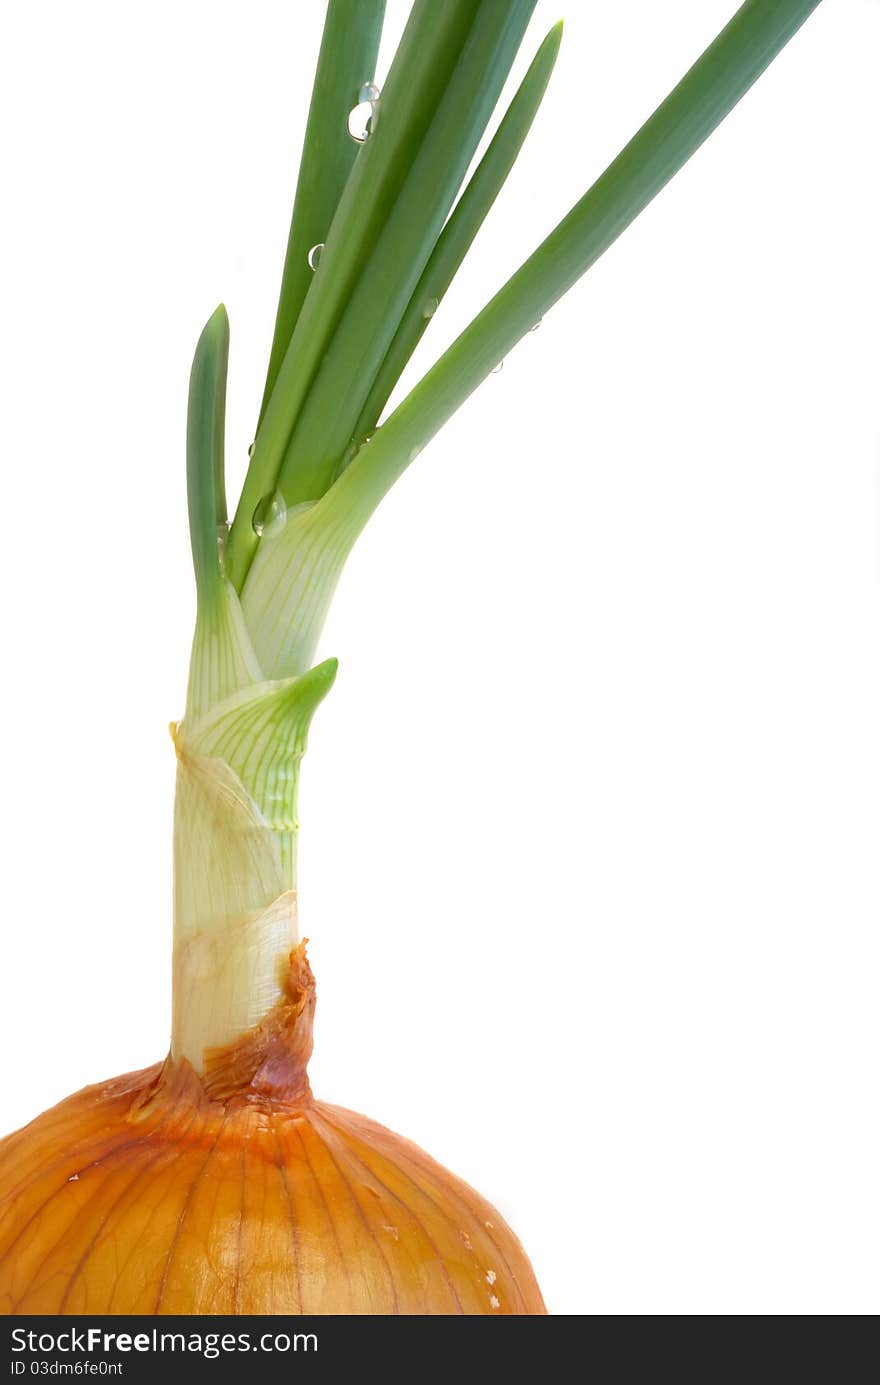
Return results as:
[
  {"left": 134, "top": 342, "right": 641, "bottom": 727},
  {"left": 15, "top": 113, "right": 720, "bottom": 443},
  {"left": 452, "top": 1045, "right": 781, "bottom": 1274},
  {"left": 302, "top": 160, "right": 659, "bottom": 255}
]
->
[{"left": 0, "top": 948, "right": 544, "bottom": 1315}]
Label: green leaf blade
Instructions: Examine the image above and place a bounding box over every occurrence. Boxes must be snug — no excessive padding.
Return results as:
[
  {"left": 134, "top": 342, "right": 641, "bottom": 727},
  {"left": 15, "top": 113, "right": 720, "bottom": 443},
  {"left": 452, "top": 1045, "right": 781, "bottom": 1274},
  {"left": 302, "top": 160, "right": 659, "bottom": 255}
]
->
[
  {"left": 226, "top": 0, "right": 485, "bottom": 591},
  {"left": 272, "top": 0, "right": 540, "bottom": 511},
  {"left": 347, "top": 19, "right": 563, "bottom": 454},
  {"left": 186, "top": 303, "right": 230, "bottom": 607},
  {"left": 323, "top": 0, "right": 824, "bottom": 533},
  {"left": 257, "top": 0, "right": 386, "bottom": 424}
]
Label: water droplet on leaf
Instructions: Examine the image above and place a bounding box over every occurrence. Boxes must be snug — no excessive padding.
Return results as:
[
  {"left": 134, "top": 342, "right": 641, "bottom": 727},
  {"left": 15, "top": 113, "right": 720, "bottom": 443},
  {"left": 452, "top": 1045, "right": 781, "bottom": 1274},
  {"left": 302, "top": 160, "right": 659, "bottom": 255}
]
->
[
  {"left": 422, "top": 297, "right": 438, "bottom": 320},
  {"left": 491, "top": 359, "right": 504, "bottom": 375},
  {"left": 348, "top": 83, "right": 380, "bottom": 144},
  {"left": 530, "top": 319, "right": 542, "bottom": 333},
  {"left": 252, "top": 491, "right": 288, "bottom": 539},
  {"left": 308, "top": 243, "right": 324, "bottom": 271}
]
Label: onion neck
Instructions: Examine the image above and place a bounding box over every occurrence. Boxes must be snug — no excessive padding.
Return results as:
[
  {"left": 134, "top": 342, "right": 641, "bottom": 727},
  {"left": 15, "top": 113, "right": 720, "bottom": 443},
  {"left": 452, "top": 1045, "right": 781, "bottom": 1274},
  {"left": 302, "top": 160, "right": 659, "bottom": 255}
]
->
[
  {"left": 170, "top": 587, "right": 336, "bottom": 1071},
  {"left": 170, "top": 942, "right": 316, "bottom": 1105},
  {"left": 170, "top": 736, "right": 301, "bottom": 1070}
]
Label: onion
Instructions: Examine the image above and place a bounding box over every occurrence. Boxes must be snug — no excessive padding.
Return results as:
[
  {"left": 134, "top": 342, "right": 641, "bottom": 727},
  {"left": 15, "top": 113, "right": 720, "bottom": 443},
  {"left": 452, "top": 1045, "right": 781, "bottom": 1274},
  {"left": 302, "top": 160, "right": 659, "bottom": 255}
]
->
[
  {"left": 0, "top": 0, "right": 819, "bottom": 1318},
  {"left": 0, "top": 948, "right": 544, "bottom": 1315}
]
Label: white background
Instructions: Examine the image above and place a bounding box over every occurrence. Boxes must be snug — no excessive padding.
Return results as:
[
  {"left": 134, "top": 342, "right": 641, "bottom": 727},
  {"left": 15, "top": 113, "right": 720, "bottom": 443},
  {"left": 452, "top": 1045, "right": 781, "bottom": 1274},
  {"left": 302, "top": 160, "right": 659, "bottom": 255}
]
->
[{"left": 1, "top": 1, "right": 878, "bottom": 1316}]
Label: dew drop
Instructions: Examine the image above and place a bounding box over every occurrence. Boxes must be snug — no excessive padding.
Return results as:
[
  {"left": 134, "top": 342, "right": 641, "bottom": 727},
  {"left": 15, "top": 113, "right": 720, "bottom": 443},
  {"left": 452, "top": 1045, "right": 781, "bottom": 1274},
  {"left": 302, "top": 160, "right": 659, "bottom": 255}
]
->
[
  {"left": 491, "top": 359, "right": 504, "bottom": 375},
  {"left": 529, "top": 318, "right": 542, "bottom": 333},
  {"left": 348, "top": 82, "right": 380, "bottom": 144},
  {"left": 408, "top": 444, "right": 422, "bottom": 463},
  {"left": 422, "top": 296, "right": 439, "bottom": 320},
  {"left": 252, "top": 491, "right": 288, "bottom": 539},
  {"left": 382, "top": 1224, "right": 400, "bottom": 1241},
  {"left": 68, "top": 1173, "right": 81, "bottom": 1182},
  {"left": 307, "top": 242, "right": 324, "bottom": 271},
  {"left": 485, "top": 1269, "right": 497, "bottom": 1285},
  {"left": 489, "top": 1294, "right": 501, "bottom": 1310},
  {"left": 347, "top": 105, "right": 371, "bottom": 142},
  {"left": 247, "top": 441, "right": 255, "bottom": 456}
]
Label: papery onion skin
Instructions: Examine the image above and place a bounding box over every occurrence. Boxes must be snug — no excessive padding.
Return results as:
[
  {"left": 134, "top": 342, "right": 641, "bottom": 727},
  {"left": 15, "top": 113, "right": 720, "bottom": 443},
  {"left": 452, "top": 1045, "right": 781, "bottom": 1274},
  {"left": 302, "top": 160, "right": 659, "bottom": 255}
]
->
[{"left": 0, "top": 948, "right": 545, "bottom": 1315}]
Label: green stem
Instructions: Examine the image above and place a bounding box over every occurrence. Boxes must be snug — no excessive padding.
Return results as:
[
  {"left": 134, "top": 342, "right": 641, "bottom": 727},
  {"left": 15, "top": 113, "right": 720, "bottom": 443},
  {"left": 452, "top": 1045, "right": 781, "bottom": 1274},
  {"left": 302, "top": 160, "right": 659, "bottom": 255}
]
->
[{"left": 176, "top": 0, "right": 825, "bottom": 1054}]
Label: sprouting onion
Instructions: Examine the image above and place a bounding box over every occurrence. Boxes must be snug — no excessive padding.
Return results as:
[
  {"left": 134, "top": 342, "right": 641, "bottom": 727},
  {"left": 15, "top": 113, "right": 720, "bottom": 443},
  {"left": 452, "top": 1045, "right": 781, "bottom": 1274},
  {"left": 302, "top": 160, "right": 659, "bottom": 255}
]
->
[{"left": 0, "top": 0, "right": 820, "bottom": 1317}]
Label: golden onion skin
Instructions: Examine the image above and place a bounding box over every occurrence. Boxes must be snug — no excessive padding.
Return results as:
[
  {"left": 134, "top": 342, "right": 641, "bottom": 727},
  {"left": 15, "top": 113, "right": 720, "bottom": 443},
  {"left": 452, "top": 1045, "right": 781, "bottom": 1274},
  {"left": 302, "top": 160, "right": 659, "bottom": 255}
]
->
[{"left": 0, "top": 948, "right": 545, "bottom": 1315}]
